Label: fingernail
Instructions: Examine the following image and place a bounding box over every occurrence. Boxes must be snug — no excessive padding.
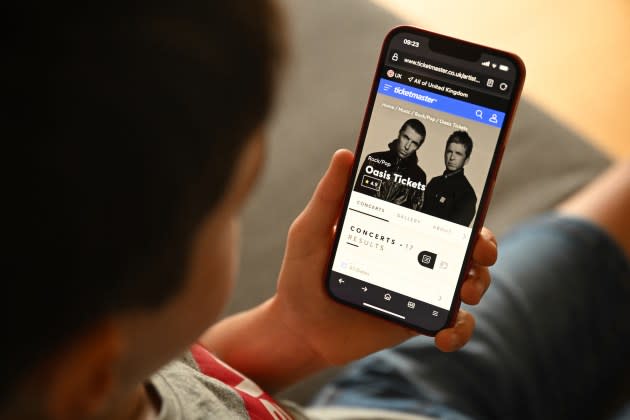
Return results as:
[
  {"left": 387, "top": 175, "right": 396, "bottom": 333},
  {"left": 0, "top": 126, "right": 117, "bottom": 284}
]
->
[
  {"left": 450, "top": 333, "right": 462, "bottom": 349},
  {"left": 476, "top": 281, "right": 486, "bottom": 298},
  {"left": 481, "top": 228, "right": 497, "bottom": 245}
]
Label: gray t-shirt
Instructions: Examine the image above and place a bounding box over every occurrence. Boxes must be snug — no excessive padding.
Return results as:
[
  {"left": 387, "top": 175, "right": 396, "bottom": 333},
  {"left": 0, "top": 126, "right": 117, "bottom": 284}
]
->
[{"left": 150, "top": 348, "right": 432, "bottom": 420}]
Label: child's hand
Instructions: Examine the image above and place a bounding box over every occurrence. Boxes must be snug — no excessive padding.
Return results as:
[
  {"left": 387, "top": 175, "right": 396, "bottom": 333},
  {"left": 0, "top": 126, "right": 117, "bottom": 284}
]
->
[{"left": 270, "top": 149, "right": 497, "bottom": 366}]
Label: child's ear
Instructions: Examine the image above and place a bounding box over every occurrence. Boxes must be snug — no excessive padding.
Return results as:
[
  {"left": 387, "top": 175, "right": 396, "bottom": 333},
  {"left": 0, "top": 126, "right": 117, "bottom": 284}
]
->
[{"left": 41, "top": 319, "right": 124, "bottom": 420}]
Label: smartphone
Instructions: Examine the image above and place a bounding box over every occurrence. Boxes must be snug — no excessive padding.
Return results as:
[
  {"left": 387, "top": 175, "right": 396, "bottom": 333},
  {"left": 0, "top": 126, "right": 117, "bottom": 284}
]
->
[{"left": 325, "top": 26, "right": 525, "bottom": 335}]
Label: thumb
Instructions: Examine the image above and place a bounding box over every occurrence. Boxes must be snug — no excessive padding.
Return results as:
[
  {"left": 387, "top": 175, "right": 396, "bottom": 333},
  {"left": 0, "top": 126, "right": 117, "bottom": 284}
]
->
[{"left": 287, "top": 149, "right": 354, "bottom": 256}]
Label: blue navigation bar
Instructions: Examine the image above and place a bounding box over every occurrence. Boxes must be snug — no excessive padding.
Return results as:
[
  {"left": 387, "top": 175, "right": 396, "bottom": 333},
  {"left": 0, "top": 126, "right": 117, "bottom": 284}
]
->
[{"left": 377, "top": 78, "right": 505, "bottom": 128}]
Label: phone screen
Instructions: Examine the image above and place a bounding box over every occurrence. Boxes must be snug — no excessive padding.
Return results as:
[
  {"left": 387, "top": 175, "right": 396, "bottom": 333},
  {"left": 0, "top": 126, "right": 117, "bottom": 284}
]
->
[{"left": 326, "top": 27, "right": 524, "bottom": 334}]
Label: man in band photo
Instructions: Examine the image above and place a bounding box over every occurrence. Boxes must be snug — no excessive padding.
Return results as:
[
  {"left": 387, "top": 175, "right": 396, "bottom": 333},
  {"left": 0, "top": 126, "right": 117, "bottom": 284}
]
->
[
  {"left": 422, "top": 130, "right": 477, "bottom": 226},
  {"left": 354, "top": 119, "right": 427, "bottom": 210}
]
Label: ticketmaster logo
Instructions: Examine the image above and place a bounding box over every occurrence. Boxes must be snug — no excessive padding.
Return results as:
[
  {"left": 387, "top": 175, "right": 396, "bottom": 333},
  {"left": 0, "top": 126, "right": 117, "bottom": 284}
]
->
[{"left": 393, "top": 86, "right": 437, "bottom": 104}]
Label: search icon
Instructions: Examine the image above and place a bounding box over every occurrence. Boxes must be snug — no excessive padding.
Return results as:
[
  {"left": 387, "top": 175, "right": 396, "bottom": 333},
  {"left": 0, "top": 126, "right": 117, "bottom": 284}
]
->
[{"left": 475, "top": 109, "right": 483, "bottom": 119}]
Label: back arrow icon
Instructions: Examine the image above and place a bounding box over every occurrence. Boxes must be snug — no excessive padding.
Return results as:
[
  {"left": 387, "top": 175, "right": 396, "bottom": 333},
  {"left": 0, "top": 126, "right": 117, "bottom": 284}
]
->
[{"left": 338, "top": 278, "right": 345, "bottom": 284}]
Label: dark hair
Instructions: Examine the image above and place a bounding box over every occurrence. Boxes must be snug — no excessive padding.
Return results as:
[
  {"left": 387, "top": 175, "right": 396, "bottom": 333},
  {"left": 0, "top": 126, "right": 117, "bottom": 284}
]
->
[
  {"left": 446, "top": 130, "right": 474, "bottom": 159},
  {"left": 3, "top": 0, "right": 284, "bottom": 401},
  {"left": 399, "top": 118, "right": 426, "bottom": 142}
]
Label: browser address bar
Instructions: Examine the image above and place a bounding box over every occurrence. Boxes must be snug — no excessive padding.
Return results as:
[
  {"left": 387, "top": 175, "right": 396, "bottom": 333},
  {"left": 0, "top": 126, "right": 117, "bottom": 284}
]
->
[{"left": 391, "top": 49, "right": 486, "bottom": 86}]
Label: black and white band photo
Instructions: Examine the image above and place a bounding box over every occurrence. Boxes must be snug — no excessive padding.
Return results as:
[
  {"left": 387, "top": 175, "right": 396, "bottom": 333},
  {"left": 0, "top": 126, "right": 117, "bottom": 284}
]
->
[
  {"left": 421, "top": 131, "right": 477, "bottom": 226},
  {"left": 354, "top": 119, "right": 427, "bottom": 211},
  {"left": 353, "top": 102, "right": 496, "bottom": 227}
]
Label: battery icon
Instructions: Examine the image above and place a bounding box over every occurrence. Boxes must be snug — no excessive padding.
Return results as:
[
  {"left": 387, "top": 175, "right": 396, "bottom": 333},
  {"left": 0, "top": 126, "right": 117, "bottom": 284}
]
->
[{"left": 499, "top": 64, "right": 509, "bottom": 71}]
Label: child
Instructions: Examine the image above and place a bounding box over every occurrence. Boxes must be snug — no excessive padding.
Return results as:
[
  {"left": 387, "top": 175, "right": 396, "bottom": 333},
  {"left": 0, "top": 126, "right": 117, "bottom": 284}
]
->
[
  {"left": 7, "top": 1, "right": 630, "bottom": 419},
  {"left": 4, "top": 2, "right": 494, "bottom": 419}
]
